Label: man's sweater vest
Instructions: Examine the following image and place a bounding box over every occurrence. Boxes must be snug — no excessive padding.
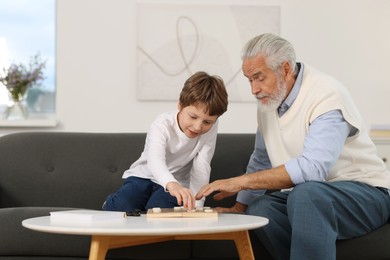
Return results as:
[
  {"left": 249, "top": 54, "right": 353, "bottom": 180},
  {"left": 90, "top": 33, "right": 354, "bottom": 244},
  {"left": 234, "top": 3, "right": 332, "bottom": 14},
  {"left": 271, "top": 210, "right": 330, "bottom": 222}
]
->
[{"left": 257, "top": 64, "right": 390, "bottom": 188}]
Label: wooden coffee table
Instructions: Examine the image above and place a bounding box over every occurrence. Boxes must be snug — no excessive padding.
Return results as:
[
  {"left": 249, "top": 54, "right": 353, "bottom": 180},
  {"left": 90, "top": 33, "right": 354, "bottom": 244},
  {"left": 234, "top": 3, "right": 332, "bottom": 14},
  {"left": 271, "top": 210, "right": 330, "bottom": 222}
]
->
[{"left": 22, "top": 213, "right": 268, "bottom": 260}]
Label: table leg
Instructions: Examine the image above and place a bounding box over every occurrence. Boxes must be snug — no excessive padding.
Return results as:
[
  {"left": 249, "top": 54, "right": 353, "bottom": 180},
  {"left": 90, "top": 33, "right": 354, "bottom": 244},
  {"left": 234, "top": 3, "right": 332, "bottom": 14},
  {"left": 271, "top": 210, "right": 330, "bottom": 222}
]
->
[
  {"left": 88, "top": 231, "right": 254, "bottom": 260},
  {"left": 233, "top": 231, "right": 255, "bottom": 260},
  {"left": 89, "top": 235, "right": 110, "bottom": 260},
  {"left": 175, "top": 230, "right": 255, "bottom": 260},
  {"left": 88, "top": 235, "right": 173, "bottom": 260}
]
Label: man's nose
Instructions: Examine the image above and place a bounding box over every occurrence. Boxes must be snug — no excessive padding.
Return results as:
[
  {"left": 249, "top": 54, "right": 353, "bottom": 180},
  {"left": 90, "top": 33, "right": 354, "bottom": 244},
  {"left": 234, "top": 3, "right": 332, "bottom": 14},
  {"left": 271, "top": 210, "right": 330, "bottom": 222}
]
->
[{"left": 251, "top": 82, "right": 261, "bottom": 95}]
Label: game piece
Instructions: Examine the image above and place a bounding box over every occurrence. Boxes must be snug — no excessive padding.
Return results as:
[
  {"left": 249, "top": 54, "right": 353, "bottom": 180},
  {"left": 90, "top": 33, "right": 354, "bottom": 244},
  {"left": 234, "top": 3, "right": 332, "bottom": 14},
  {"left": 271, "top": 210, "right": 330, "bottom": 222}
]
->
[{"left": 152, "top": 207, "right": 162, "bottom": 213}]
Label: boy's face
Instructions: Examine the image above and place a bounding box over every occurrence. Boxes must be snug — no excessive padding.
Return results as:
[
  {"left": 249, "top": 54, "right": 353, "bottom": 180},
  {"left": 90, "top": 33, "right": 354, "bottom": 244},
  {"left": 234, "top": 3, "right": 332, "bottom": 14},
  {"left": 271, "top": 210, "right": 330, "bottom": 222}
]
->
[{"left": 177, "top": 102, "right": 218, "bottom": 138}]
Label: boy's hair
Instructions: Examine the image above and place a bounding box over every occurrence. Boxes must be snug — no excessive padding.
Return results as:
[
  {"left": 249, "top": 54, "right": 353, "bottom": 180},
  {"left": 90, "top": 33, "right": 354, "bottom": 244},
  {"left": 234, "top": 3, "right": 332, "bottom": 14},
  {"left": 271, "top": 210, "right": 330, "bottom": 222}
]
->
[{"left": 179, "top": 71, "right": 228, "bottom": 116}]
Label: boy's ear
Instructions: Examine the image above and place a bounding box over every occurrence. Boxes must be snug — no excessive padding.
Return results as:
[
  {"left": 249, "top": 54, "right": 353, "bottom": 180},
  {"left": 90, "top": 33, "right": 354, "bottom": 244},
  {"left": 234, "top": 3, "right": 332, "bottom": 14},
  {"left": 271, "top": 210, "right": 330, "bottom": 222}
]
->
[{"left": 177, "top": 101, "right": 182, "bottom": 111}]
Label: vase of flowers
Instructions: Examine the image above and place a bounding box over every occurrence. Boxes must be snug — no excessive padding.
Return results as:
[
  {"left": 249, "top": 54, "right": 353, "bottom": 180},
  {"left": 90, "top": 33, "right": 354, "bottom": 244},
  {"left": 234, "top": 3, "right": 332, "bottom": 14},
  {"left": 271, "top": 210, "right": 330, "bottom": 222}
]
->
[{"left": 0, "top": 54, "right": 46, "bottom": 120}]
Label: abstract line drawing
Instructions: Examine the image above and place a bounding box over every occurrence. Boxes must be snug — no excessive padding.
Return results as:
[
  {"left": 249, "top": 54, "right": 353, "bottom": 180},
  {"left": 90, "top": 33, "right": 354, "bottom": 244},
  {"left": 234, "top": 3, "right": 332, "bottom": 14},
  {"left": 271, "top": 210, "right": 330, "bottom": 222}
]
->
[{"left": 137, "top": 3, "right": 280, "bottom": 102}]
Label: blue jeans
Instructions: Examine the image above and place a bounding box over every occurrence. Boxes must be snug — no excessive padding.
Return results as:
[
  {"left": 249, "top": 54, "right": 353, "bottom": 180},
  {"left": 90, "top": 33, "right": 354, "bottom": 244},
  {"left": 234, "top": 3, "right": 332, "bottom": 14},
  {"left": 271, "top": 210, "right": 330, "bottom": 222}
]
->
[
  {"left": 247, "top": 181, "right": 390, "bottom": 260},
  {"left": 102, "top": 176, "right": 179, "bottom": 212}
]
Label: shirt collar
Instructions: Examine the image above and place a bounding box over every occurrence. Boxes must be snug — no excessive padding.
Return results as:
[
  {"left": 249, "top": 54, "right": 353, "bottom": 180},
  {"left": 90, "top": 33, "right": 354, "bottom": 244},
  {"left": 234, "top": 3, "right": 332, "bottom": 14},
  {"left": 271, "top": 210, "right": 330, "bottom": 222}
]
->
[{"left": 278, "top": 63, "right": 304, "bottom": 117}]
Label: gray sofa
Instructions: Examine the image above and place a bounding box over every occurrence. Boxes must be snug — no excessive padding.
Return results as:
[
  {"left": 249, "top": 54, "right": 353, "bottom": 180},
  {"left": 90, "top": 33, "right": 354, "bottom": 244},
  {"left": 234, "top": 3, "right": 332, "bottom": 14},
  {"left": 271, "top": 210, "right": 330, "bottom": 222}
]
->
[{"left": 0, "top": 132, "right": 389, "bottom": 260}]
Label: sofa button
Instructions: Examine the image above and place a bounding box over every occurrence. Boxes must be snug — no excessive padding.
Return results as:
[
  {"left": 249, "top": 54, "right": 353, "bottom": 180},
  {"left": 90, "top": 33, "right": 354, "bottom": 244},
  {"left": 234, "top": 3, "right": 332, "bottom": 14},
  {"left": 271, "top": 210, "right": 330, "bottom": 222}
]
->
[
  {"left": 109, "top": 166, "right": 117, "bottom": 173},
  {"left": 47, "top": 166, "right": 55, "bottom": 172}
]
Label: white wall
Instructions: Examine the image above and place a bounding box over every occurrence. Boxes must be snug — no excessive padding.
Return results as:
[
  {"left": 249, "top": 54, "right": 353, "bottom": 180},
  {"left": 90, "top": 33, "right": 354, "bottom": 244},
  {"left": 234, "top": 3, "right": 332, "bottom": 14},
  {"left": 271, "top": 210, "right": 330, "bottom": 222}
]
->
[{"left": 3, "top": 0, "right": 390, "bottom": 134}]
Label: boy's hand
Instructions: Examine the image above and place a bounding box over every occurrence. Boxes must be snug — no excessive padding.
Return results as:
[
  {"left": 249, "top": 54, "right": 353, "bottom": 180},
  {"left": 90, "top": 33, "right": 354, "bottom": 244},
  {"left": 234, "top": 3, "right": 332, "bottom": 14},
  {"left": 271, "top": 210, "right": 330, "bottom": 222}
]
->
[{"left": 166, "top": 182, "right": 195, "bottom": 210}]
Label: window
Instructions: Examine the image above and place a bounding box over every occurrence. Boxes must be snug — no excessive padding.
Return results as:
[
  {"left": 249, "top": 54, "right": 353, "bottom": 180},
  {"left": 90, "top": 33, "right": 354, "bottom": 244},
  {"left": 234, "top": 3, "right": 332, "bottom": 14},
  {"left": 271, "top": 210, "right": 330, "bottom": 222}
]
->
[{"left": 0, "top": 0, "right": 56, "bottom": 114}]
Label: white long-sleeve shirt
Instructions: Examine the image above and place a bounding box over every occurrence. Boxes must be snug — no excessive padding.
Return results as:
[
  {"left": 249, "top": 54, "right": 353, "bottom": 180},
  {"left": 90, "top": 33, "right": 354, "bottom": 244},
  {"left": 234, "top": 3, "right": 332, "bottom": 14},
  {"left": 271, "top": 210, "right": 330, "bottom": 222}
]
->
[{"left": 123, "top": 111, "right": 218, "bottom": 199}]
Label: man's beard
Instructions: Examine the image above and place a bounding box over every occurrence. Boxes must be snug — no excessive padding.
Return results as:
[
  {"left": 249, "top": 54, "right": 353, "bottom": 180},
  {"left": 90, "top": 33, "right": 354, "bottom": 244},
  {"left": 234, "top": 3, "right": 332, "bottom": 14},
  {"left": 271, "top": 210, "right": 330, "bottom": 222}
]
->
[{"left": 256, "top": 78, "right": 287, "bottom": 113}]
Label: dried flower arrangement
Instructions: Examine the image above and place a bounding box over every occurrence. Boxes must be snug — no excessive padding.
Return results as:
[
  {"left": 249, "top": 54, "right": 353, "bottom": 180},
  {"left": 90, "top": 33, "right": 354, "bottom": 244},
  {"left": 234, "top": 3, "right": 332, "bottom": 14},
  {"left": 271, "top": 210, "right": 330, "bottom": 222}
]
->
[{"left": 0, "top": 54, "right": 46, "bottom": 101}]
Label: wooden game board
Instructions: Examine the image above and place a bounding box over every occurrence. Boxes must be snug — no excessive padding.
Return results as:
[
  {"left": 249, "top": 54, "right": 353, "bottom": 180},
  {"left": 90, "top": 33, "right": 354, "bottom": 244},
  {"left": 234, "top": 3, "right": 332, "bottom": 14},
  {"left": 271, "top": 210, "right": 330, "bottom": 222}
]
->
[{"left": 146, "top": 207, "right": 218, "bottom": 218}]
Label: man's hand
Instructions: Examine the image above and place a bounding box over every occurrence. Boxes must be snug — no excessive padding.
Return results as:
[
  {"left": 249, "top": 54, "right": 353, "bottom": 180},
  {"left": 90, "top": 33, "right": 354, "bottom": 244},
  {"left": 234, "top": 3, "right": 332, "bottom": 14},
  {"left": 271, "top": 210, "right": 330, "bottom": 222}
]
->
[
  {"left": 166, "top": 182, "right": 195, "bottom": 210},
  {"left": 196, "top": 166, "right": 293, "bottom": 201},
  {"left": 195, "top": 177, "right": 245, "bottom": 201}
]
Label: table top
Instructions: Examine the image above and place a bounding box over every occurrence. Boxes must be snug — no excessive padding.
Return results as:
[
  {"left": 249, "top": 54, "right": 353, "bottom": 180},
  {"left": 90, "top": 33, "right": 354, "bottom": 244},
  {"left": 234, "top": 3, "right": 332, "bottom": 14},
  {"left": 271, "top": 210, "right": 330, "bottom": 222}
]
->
[{"left": 22, "top": 213, "right": 268, "bottom": 236}]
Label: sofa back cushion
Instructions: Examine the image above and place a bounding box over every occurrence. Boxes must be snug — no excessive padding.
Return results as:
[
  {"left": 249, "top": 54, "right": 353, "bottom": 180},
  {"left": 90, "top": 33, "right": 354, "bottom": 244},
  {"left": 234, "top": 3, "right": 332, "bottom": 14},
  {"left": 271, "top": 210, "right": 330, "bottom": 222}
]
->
[{"left": 0, "top": 132, "right": 146, "bottom": 208}]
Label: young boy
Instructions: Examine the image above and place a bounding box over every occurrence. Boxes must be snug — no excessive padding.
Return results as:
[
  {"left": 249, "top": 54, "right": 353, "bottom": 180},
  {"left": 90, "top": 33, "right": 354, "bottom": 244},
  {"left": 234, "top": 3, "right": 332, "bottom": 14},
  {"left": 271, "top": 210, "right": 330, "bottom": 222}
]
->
[{"left": 102, "top": 71, "right": 228, "bottom": 212}]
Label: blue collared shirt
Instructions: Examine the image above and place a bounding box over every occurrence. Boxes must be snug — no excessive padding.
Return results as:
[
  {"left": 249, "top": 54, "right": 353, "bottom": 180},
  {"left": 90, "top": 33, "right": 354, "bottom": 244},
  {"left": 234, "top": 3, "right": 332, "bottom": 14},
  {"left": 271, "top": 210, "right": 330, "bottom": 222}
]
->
[{"left": 236, "top": 63, "right": 355, "bottom": 205}]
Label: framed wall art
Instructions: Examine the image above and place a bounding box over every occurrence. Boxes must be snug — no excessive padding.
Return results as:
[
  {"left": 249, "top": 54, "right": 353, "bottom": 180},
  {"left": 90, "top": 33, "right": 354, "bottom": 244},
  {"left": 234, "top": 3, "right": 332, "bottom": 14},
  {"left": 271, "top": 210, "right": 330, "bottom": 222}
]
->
[{"left": 137, "top": 2, "right": 280, "bottom": 102}]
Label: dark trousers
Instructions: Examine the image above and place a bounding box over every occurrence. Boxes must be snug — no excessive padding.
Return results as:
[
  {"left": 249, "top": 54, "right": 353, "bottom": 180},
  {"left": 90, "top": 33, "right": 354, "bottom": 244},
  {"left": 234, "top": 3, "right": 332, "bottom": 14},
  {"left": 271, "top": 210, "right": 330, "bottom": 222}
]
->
[{"left": 102, "top": 176, "right": 179, "bottom": 212}]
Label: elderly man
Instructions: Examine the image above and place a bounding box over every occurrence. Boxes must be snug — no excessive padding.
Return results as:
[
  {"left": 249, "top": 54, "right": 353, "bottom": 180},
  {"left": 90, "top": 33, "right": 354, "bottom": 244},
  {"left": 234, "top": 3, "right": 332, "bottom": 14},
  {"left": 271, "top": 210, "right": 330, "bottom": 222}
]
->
[{"left": 196, "top": 33, "right": 390, "bottom": 260}]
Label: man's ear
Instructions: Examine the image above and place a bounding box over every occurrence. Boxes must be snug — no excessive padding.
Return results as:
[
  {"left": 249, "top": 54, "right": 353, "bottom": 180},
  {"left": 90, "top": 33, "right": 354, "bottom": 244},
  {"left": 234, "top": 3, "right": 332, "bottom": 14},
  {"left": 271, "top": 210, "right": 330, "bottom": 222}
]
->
[{"left": 282, "top": 61, "right": 293, "bottom": 80}]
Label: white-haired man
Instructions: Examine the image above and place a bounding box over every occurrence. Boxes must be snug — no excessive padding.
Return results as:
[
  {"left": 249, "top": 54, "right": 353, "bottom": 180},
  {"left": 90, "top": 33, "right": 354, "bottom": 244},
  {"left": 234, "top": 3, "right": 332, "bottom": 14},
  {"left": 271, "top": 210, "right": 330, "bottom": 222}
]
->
[{"left": 196, "top": 33, "right": 390, "bottom": 260}]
